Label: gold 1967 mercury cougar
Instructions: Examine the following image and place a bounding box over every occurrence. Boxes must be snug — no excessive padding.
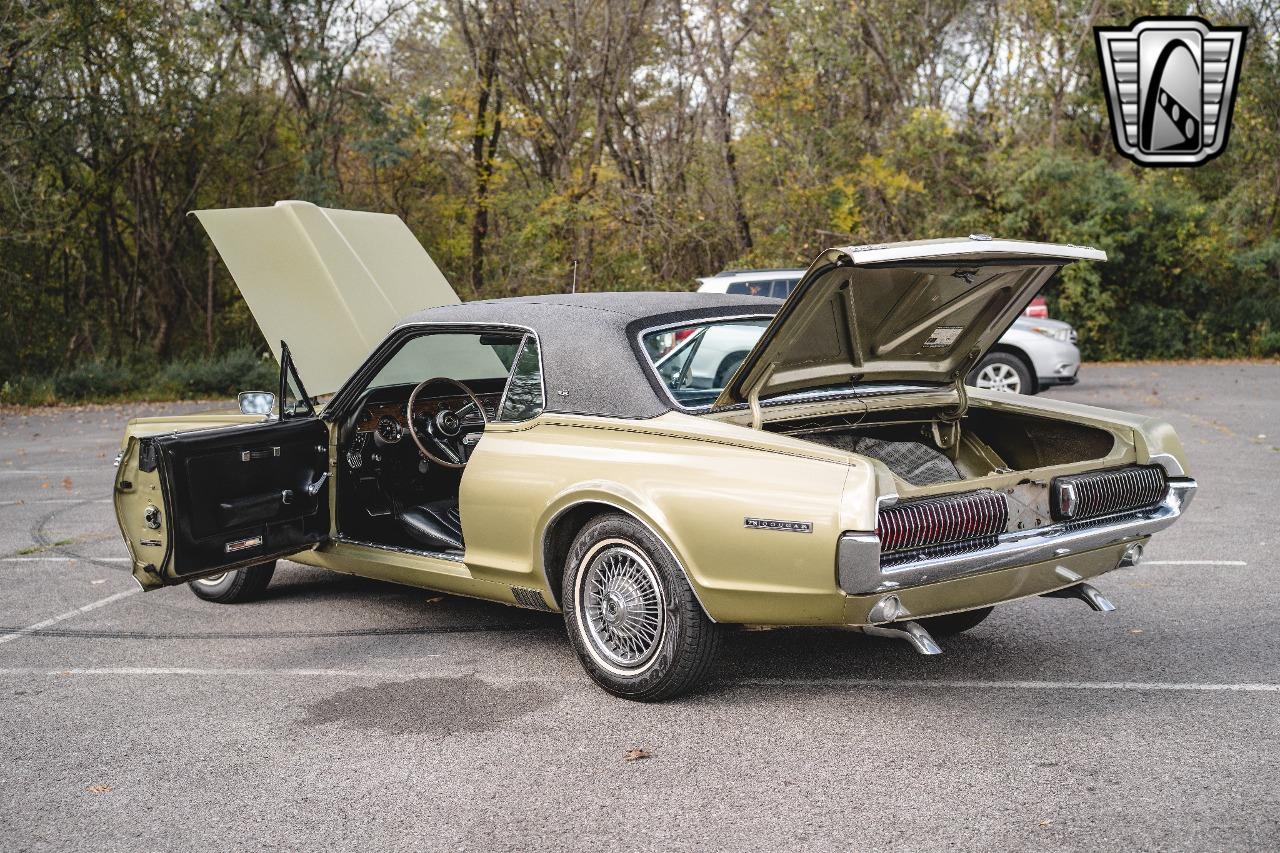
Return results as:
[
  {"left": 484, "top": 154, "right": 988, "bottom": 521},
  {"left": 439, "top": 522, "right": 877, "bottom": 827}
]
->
[{"left": 113, "top": 201, "right": 1196, "bottom": 700}]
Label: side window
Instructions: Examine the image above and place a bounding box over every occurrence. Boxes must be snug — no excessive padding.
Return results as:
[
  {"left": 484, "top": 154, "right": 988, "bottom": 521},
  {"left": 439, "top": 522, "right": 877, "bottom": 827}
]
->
[
  {"left": 726, "top": 281, "right": 770, "bottom": 297},
  {"left": 496, "top": 336, "right": 544, "bottom": 422}
]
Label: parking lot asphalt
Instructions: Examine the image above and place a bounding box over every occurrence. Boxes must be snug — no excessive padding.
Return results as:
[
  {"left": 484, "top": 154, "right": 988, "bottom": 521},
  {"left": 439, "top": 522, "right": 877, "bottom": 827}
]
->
[{"left": 1, "top": 362, "right": 1278, "bottom": 852}]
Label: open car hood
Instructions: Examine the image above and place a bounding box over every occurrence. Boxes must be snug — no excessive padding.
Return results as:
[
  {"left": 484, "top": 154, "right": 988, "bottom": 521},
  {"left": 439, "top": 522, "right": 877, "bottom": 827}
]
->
[
  {"left": 715, "top": 237, "right": 1105, "bottom": 408},
  {"left": 193, "top": 201, "right": 459, "bottom": 396}
]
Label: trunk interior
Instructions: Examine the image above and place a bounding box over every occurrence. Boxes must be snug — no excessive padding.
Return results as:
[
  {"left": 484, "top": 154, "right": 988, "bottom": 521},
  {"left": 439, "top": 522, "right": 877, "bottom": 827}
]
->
[{"left": 763, "top": 403, "right": 1120, "bottom": 490}]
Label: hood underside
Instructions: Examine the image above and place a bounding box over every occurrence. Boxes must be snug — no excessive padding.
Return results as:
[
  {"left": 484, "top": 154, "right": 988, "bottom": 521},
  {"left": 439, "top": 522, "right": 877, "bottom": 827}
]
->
[
  {"left": 194, "top": 201, "right": 459, "bottom": 396},
  {"left": 715, "top": 238, "right": 1105, "bottom": 407}
]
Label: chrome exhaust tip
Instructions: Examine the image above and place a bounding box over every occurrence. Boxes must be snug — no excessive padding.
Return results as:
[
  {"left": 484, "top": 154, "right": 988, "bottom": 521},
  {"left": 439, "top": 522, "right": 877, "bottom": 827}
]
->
[
  {"left": 1043, "top": 581, "right": 1116, "bottom": 612},
  {"left": 866, "top": 594, "right": 903, "bottom": 624},
  {"left": 1119, "top": 542, "right": 1144, "bottom": 568},
  {"left": 859, "top": 620, "right": 943, "bottom": 655}
]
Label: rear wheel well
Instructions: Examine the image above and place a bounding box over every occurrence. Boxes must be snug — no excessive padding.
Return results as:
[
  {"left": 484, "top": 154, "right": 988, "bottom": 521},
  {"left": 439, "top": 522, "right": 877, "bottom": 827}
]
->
[
  {"left": 983, "top": 345, "right": 1038, "bottom": 393},
  {"left": 542, "top": 503, "right": 617, "bottom": 607}
]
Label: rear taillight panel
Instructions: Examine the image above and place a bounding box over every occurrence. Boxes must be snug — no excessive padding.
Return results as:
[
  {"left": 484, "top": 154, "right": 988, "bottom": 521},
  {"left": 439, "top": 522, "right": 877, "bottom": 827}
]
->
[
  {"left": 1050, "top": 465, "right": 1168, "bottom": 522},
  {"left": 876, "top": 489, "right": 1008, "bottom": 556}
]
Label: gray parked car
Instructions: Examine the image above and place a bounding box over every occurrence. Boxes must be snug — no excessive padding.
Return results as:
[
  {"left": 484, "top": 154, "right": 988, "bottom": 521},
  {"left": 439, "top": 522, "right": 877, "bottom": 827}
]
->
[{"left": 694, "top": 269, "right": 1080, "bottom": 394}]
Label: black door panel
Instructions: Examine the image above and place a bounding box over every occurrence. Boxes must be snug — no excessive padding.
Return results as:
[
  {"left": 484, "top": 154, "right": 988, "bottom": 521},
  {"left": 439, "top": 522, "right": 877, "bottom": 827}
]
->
[{"left": 154, "top": 417, "right": 329, "bottom": 578}]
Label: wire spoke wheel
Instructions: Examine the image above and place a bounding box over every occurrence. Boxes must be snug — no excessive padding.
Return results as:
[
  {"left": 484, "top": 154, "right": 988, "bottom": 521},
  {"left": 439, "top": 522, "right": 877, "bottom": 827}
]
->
[
  {"left": 975, "top": 361, "right": 1022, "bottom": 393},
  {"left": 576, "top": 541, "right": 666, "bottom": 672}
]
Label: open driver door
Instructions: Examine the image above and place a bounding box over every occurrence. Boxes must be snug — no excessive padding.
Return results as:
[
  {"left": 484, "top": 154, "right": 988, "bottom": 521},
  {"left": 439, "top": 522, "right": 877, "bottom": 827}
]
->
[{"left": 114, "top": 343, "right": 331, "bottom": 590}]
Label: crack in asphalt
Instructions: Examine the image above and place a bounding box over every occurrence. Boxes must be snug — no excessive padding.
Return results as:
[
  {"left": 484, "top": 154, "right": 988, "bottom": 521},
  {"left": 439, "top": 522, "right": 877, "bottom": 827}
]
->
[{"left": 20, "top": 499, "right": 129, "bottom": 573}]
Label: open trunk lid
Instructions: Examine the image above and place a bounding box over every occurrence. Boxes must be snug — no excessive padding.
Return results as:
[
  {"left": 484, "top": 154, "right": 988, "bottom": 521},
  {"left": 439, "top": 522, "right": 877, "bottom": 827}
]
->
[
  {"left": 193, "top": 200, "right": 460, "bottom": 396},
  {"left": 714, "top": 237, "right": 1105, "bottom": 408}
]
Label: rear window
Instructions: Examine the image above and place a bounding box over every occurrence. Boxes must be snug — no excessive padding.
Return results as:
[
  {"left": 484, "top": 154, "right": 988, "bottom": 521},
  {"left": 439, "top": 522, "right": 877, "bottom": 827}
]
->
[{"left": 643, "top": 319, "right": 770, "bottom": 408}]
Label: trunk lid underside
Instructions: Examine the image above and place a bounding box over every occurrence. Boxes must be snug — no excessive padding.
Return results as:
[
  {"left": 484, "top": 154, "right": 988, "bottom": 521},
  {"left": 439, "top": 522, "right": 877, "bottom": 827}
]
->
[{"left": 715, "top": 238, "right": 1106, "bottom": 408}]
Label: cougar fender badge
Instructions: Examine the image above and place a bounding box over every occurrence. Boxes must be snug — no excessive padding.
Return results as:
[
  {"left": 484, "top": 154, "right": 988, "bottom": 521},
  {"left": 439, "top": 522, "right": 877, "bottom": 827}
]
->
[
  {"left": 1095, "top": 17, "right": 1247, "bottom": 167},
  {"left": 744, "top": 517, "right": 813, "bottom": 533},
  {"left": 225, "top": 535, "right": 264, "bottom": 553}
]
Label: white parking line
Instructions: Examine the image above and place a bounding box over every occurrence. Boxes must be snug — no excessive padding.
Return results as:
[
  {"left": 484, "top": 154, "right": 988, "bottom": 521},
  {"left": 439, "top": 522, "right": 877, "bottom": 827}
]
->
[
  {"left": 0, "top": 499, "right": 112, "bottom": 506},
  {"left": 0, "top": 667, "right": 438, "bottom": 677},
  {"left": 0, "top": 589, "right": 140, "bottom": 646},
  {"left": 1143, "top": 560, "right": 1248, "bottom": 566},
  {"left": 2, "top": 556, "right": 130, "bottom": 562},
  {"left": 746, "top": 678, "right": 1280, "bottom": 693}
]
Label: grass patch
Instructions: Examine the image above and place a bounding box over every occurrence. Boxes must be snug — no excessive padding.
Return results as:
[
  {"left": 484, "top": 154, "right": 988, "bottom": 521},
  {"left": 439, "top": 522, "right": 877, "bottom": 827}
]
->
[{"left": 15, "top": 539, "right": 75, "bottom": 555}]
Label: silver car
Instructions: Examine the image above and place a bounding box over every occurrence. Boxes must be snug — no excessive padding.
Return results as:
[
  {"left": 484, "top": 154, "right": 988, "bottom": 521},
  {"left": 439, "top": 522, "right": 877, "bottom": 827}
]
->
[{"left": 695, "top": 269, "right": 1080, "bottom": 394}]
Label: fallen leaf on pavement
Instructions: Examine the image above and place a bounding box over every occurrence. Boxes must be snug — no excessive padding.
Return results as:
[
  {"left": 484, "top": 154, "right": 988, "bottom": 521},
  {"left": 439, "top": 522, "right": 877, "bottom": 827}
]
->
[
  {"left": 62, "top": 477, "right": 73, "bottom": 491},
  {"left": 87, "top": 784, "right": 112, "bottom": 794},
  {"left": 623, "top": 749, "right": 650, "bottom": 762},
  {"left": 1128, "top": 628, "right": 1144, "bottom": 634},
  {"left": 424, "top": 596, "right": 443, "bottom": 604}
]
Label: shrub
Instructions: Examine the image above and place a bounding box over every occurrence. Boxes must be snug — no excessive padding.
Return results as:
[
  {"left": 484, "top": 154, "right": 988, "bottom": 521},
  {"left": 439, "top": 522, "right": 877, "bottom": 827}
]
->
[
  {"left": 1258, "top": 330, "right": 1280, "bottom": 357},
  {"left": 0, "top": 376, "right": 56, "bottom": 406},
  {"left": 158, "top": 348, "right": 277, "bottom": 397},
  {"left": 52, "top": 361, "right": 134, "bottom": 400}
]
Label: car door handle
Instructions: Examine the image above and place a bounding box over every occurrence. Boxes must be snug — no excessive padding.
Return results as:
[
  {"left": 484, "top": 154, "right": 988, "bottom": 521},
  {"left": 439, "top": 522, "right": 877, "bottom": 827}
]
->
[
  {"left": 304, "top": 472, "right": 329, "bottom": 496},
  {"left": 241, "top": 446, "right": 281, "bottom": 462}
]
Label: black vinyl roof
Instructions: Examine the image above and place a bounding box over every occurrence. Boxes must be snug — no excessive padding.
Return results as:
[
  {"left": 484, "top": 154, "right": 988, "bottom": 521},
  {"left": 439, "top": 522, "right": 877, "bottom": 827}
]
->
[{"left": 397, "top": 292, "right": 780, "bottom": 419}]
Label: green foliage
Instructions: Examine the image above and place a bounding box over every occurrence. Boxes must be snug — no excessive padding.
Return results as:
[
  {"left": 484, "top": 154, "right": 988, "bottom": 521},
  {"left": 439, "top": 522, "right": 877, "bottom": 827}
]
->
[
  {"left": 0, "top": 349, "right": 277, "bottom": 405},
  {"left": 2, "top": 0, "right": 1278, "bottom": 406},
  {"left": 53, "top": 362, "right": 135, "bottom": 400},
  {"left": 158, "top": 349, "right": 278, "bottom": 397}
]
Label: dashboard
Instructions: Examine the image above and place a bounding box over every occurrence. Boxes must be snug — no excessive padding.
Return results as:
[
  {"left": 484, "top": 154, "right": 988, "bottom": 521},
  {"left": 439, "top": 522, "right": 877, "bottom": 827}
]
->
[{"left": 343, "top": 383, "right": 504, "bottom": 473}]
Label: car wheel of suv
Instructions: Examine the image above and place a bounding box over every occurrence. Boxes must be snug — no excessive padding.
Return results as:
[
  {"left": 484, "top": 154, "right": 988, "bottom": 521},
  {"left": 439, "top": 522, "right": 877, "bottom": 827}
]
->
[
  {"left": 562, "top": 514, "right": 721, "bottom": 701},
  {"left": 189, "top": 561, "right": 276, "bottom": 604},
  {"left": 969, "top": 353, "right": 1033, "bottom": 394},
  {"left": 917, "top": 606, "right": 993, "bottom": 636}
]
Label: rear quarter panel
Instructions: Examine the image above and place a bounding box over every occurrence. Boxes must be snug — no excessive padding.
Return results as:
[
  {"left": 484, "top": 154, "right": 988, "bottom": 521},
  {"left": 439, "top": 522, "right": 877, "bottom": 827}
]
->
[{"left": 460, "top": 412, "right": 875, "bottom": 624}]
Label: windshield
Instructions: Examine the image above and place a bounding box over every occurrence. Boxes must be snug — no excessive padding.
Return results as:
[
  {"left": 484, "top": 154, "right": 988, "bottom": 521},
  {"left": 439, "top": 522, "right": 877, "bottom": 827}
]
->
[{"left": 366, "top": 332, "right": 522, "bottom": 391}]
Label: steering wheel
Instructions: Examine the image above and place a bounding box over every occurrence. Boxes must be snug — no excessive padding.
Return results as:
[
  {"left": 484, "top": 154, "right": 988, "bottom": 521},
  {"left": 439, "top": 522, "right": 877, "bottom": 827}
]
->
[{"left": 406, "top": 377, "right": 489, "bottom": 469}]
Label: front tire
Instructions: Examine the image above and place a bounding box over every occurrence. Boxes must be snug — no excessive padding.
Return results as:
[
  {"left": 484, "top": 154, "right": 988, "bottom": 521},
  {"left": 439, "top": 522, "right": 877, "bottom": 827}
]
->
[
  {"left": 189, "top": 561, "right": 276, "bottom": 604},
  {"left": 562, "top": 514, "right": 721, "bottom": 701}
]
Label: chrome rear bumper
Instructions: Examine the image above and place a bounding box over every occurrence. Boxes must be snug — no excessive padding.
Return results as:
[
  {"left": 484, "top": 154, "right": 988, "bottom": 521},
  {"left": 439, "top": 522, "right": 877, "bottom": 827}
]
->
[{"left": 837, "top": 478, "right": 1197, "bottom": 596}]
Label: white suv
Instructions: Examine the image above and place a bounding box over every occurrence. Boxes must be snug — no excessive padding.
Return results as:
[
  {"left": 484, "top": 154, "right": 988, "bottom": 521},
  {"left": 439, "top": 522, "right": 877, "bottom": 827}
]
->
[{"left": 696, "top": 269, "right": 1081, "bottom": 395}]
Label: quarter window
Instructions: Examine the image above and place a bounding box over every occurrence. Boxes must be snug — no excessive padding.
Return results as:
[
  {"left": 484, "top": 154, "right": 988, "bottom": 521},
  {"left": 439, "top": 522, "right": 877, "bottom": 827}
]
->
[{"left": 496, "top": 336, "right": 544, "bottom": 422}]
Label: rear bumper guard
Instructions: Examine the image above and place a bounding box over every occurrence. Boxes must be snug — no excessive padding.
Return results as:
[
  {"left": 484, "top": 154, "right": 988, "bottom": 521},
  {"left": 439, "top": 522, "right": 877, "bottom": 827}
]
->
[{"left": 837, "top": 478, "right": 1197, "bottom": 596}]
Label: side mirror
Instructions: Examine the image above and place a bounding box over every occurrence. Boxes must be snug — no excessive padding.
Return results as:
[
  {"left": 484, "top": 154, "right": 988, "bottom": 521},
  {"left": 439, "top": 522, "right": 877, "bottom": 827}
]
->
[{"left": 238, "top": 391, "right": 276, "bottom": 416}]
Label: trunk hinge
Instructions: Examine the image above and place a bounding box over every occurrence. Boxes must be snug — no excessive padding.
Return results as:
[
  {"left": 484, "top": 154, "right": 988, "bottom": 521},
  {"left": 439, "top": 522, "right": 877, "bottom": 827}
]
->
[
  {"left": 941, "top": 346, "right": 983, "bottom": 421},
  {"left": 934, "top": 346, "right": 982, "bottom": 456},
  {"left": 746, "top": 363, "right": 778, "bottom": 430}
]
